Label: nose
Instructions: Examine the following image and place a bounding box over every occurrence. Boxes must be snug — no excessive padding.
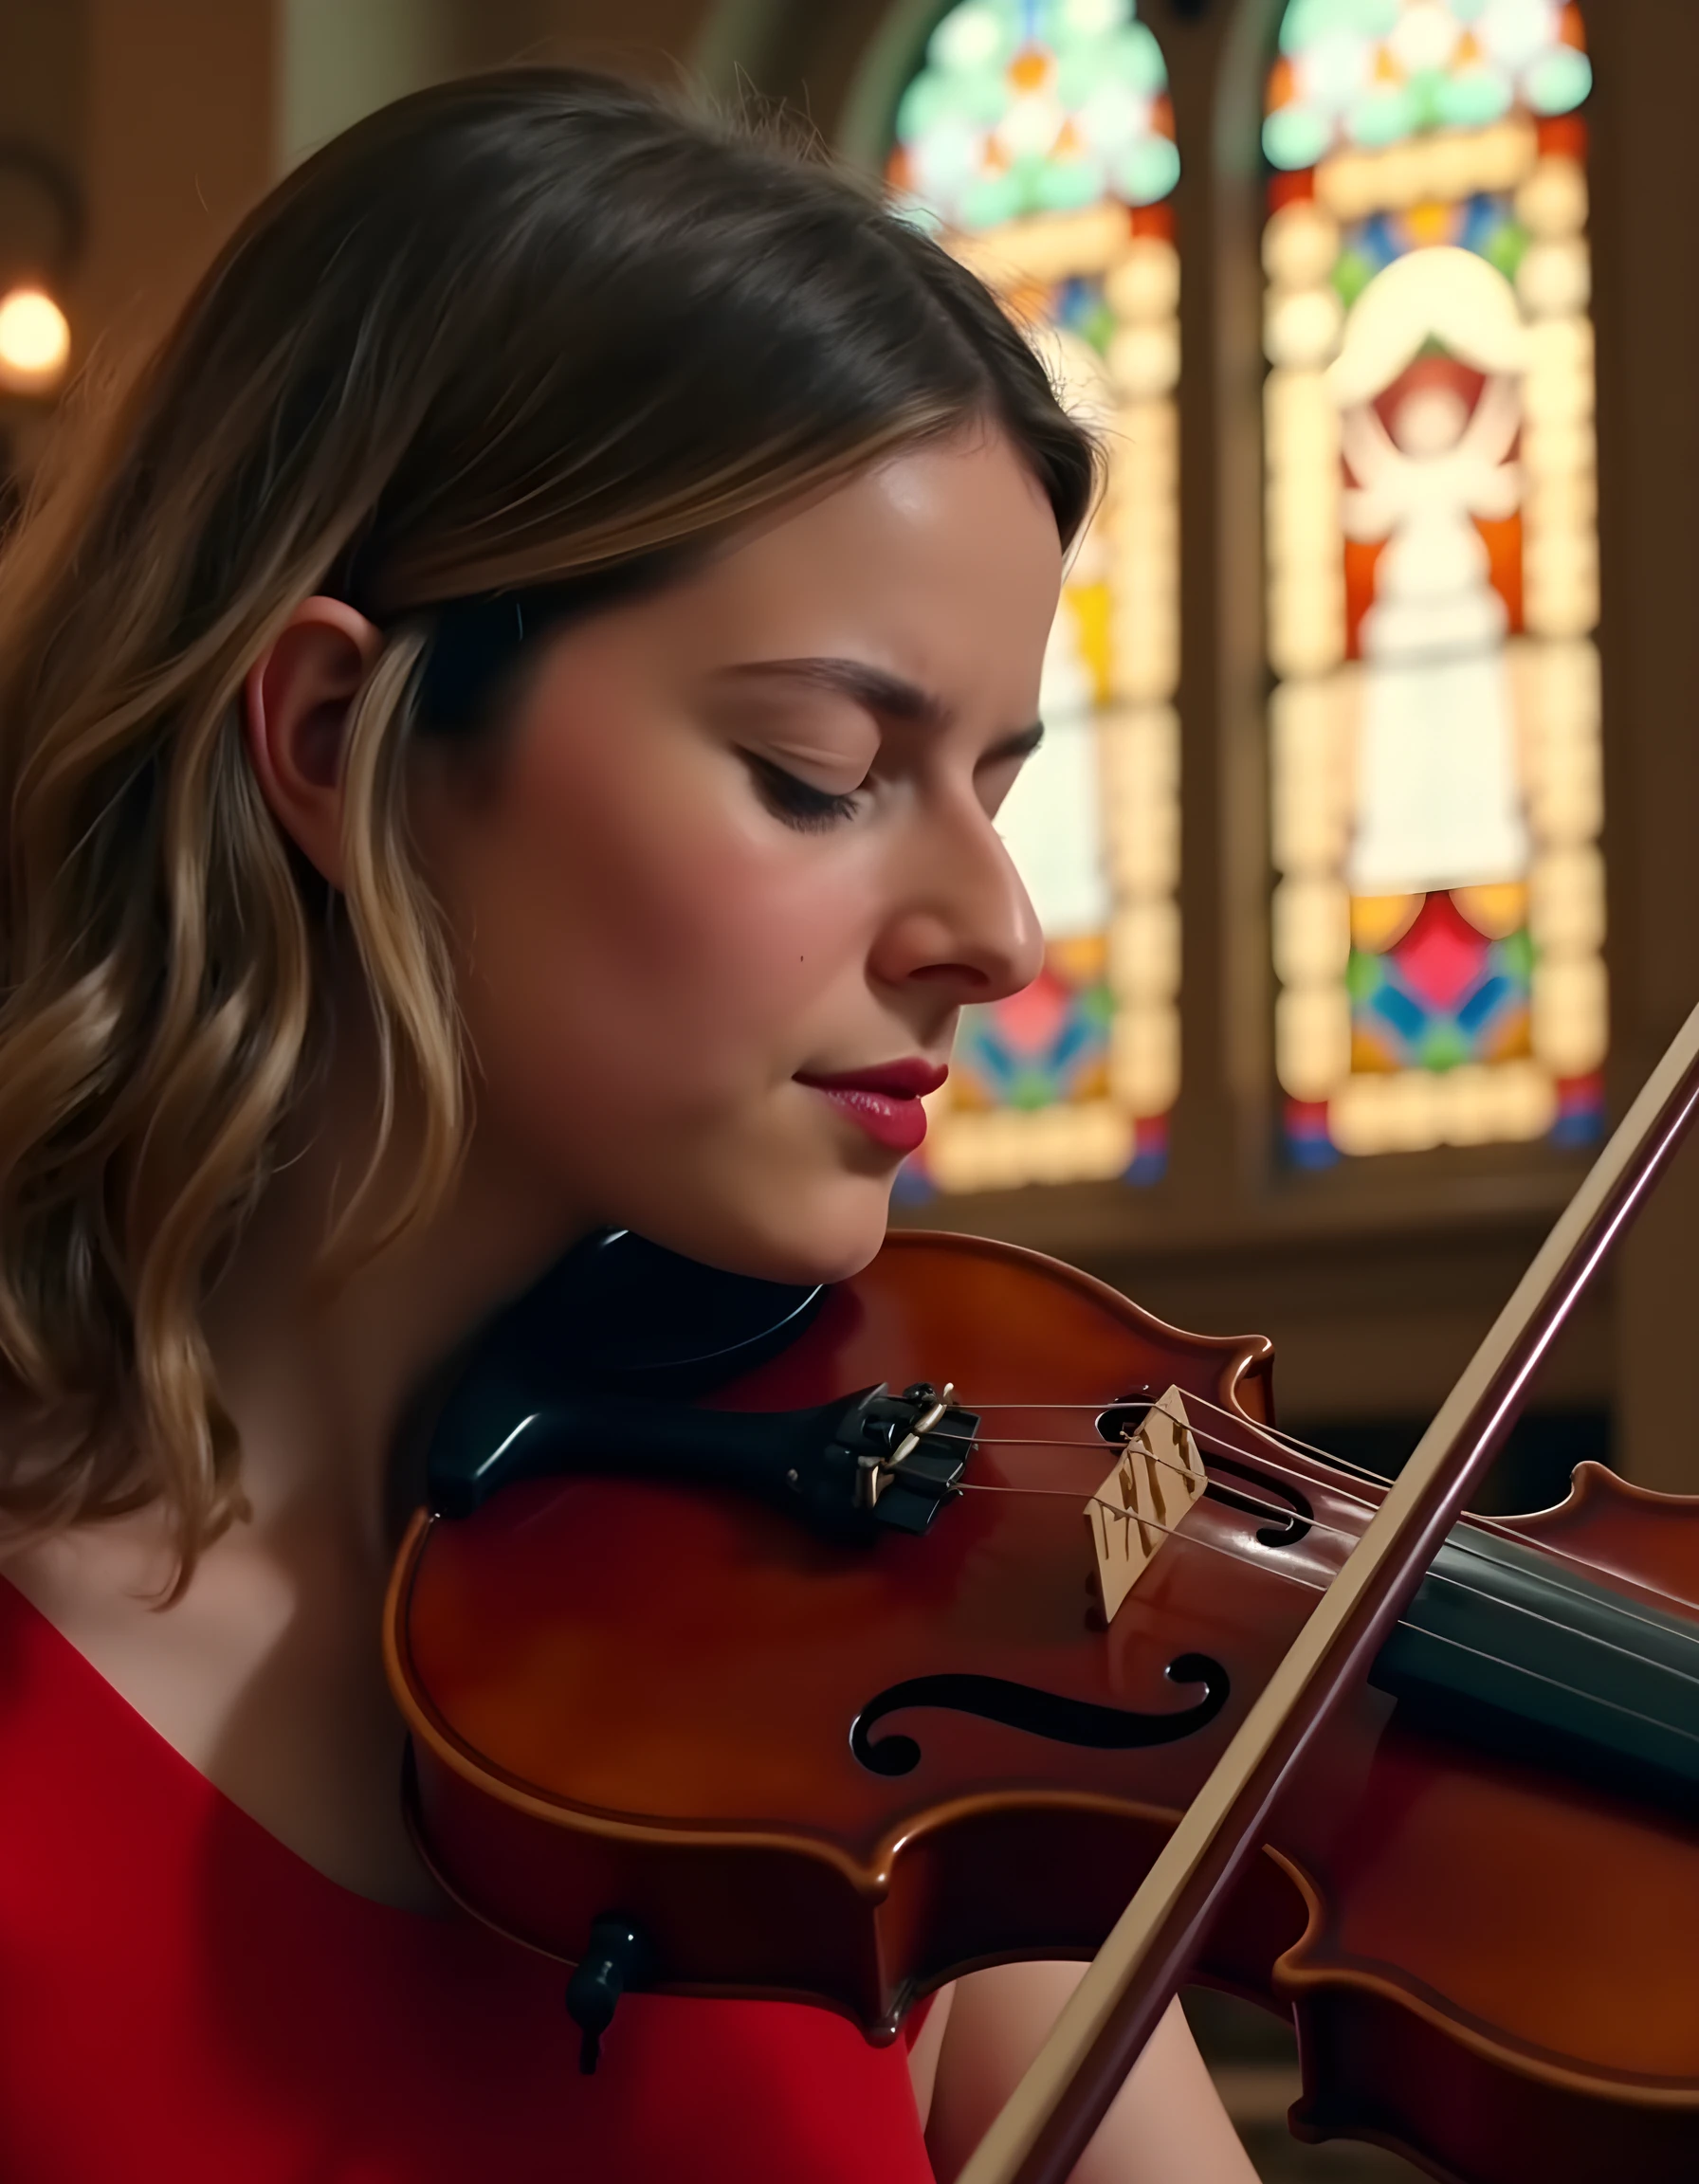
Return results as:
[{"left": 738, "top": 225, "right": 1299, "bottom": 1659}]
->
[{"left": 868, "top": 793, "right": 1044, "bottom": 1008}]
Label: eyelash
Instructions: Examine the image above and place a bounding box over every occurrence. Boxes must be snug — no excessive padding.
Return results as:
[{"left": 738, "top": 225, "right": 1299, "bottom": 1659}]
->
[{"left": 740, "top": 753, "right": 866, "bottom": 832}]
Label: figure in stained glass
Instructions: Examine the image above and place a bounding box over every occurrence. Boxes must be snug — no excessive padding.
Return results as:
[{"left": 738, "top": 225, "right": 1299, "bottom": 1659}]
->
[
  {"left": 1335, "top": 246, "right": 1527, "bottom": 899},
  {"left": 1264, "top": 0, "right": 1604, "bottom": 1163}
]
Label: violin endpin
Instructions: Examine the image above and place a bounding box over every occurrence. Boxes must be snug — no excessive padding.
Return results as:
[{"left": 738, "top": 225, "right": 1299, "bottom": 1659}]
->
[
  {"left": 565, "top": 1914, "right": 654, "bottom": 2077},
  {"left": 1085, "top": 1387, "right": 1207, "bottom": 1625}
]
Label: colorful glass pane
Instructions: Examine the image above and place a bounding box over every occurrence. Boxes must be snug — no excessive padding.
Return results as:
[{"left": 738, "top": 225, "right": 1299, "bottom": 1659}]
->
[
  {"left": 1266, "top": 0, "right": 1592, "bottom": 171},
  {"left": 892, "top": 0, "right": 1179, "bottom": 234},
  {"left": 888, "top": 0, "right": 1181, "bottom": 1195},
  {"left": 1265, "top": 0, "right": 1605, "bottom": 1163}
]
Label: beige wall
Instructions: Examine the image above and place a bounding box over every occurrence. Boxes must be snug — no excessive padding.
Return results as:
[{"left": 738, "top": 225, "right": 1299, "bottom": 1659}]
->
[
  {"left": 1589, "top": 0, "right": 1699, "bottom": 1491},
  {"left": 76, "top": 0, "right": 277, "bottom": 373},
  {"left": 0, "top": 1, "right": 84, "bottom": 228},
  {"left": 281, "top": 0, "right": 458, "bottom": 171},
  {"left": 0, "top": 1, "right": 86, "bottom": 474},
  {"left": 60, "top": 0, "right": 724, "bottom": 385}
]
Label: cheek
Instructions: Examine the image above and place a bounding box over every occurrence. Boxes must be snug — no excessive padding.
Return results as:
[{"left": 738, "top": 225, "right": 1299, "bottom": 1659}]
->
[{"left": 438, "top": 718, "right": 868, "bottom": 1128}]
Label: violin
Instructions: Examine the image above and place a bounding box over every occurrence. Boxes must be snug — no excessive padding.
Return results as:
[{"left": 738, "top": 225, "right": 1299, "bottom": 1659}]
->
[{"left": 384, "top": 1020, "right": 1699, "bottom": 2184}]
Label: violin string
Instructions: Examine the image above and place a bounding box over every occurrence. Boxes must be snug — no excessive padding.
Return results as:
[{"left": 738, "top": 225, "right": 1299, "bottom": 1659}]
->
[
  {"left": 1139, "top": 1380, "right": 1643, "bottom": 1554},
  {"left": 938, "top": 1396, "right": 1699, "bottom": 1647},
  {"left": 1135, "top": 1394, "right": 1699, "bottom": 1650},
  {"left": 945, "top": 1439, "right": 1699, "bottom": 1701},
  {"left": 978, "top": 1384, "right": 1630, "bottom": 1575},
  {"left": 950, "top": 1479, "right": 1699, "bottom": 1748},
  {"left": 1356, "top": 1613, "right": 1699, "bottom": 1750},
  {"left": 932, "top": 1413, "right": 1699, "bottom": 1668},
  {"left": 971, "top": 1397, "right": 1399, "bottom": 1487}
]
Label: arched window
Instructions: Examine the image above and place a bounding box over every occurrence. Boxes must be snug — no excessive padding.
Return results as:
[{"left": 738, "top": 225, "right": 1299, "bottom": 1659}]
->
[
  {"left": 885, "top": 0, "right": 1181, "bottom": 1195},
  {"left": 1263, "top": 0, "right": 1604, "bottom": 1165}
]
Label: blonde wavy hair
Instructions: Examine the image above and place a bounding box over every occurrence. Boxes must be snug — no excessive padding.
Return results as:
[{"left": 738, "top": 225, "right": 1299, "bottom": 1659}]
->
[{"left": 0, "top": 68, "right": 1096, "bottom": 1586}]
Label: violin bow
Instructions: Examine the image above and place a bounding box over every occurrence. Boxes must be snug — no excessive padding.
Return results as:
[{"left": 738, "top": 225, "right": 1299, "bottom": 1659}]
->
[{"left": 958, "top": 997, "right": 1699, "bottom": 2184}]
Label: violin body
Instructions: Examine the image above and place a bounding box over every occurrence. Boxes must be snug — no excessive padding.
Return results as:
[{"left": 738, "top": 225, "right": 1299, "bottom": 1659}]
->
[{"left": 386, "top": 1230, "right": 1699, "bottom": 2183}]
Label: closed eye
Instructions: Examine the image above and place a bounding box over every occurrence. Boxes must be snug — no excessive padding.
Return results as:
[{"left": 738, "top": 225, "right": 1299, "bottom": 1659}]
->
[
  {"left": 977, "top": 721, "right": 1045, "bottom": 812},
  {"left": 740, "top": 751, "right": 866, "bottom": 831}
]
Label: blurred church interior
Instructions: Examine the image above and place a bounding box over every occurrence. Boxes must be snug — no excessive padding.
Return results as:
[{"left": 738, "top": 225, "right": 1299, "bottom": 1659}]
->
[{"left": 0, "top": 2, "right": 1691, "bottom": 2175}]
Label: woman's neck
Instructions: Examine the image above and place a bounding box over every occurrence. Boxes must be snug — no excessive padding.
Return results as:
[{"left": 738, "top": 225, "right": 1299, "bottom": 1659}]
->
[{"left": 202, "top": 993, "right": 590, "bottom": 1562}]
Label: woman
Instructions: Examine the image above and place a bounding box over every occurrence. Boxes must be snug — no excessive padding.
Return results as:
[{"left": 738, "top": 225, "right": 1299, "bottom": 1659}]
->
[{"left": 0, "top": 70, "right": 1256, "bottom": 2183}]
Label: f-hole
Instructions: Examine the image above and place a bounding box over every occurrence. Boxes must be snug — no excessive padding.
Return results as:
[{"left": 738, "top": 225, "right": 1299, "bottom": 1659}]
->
[
  {"left": 1096, "top": 1392, "right": 1313, "bottom": 1550},
  {"left": 850, "top": 1654, "right": 1231, "bottom": 1777}
]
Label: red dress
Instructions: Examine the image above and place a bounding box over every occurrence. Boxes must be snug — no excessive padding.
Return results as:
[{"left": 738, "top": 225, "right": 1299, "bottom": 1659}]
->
[{"left": 0, "top": 1577, "right": 936, "bottom": 2182}]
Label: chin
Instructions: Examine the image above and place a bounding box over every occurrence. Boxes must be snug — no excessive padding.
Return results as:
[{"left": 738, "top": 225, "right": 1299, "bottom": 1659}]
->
[{"left": 633, "top": 1172, "right": 895, "bottom": 1292}]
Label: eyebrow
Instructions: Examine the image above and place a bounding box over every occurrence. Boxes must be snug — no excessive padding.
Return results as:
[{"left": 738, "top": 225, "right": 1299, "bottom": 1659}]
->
[{"left": 713, "top": 656, "right": 1044, "bottom": 759}]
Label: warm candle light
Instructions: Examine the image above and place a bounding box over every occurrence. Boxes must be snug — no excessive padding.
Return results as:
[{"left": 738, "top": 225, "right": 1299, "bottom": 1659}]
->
[{"left": 0, "top": 285, "right": 71, "bottom": 393}]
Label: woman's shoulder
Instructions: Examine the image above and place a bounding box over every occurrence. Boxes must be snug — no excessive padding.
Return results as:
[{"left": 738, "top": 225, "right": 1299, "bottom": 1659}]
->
[
  {"left": 0, "top": 1521, "right": 246, "bottom": 1928},
  {"left": 0, "top": 1545, "right": 186, "bottom": 1811}
]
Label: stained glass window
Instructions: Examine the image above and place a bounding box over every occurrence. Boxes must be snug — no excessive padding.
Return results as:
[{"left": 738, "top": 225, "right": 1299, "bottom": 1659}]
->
[
  {"left": 886, "top": 0, "right": 1181, "bottom": 1194},
  {"left": 1263, "top": 0, "right": 1605, "bottom": 1164}
]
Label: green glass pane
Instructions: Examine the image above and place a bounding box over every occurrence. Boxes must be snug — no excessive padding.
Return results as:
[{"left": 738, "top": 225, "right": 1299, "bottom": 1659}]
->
[
  {"left": 928, "top": 0, "right": 1017, "bottom": 78},
  {"left": 1278, "top": 0, "right": 1334, "bottom": 57},
  {"left": 1346, "top": 951, "right": 1383, "bottom": 1005},
  {"left": 1264, "top": 102, "right": 1332, "bottom": 171},
  {"left": 1417, "top": 1021, "right": 1471, "bottom": 1072},
  {"left": 1348, "top": 84, "right": 1417, "bottom": 149},
  {"left": 1525, "top": 47, "right": 1593, "bottom": 117},
  {"left": 1116, "top": 132, "right": 1180, "bottom": 205},
  {"left": 1280, "top": 0, "right": 1397, "bottom": 60},
  {"left": 1054, "top": 44, "right": 1105, "bottom": 108},
  {"left": 1081, "top": 296, "right": 1117, "bottom": 353},
  {"left": 1035, "top": 154, "right": 1110, "bottom": 212},
  {"left": 1114, "top": 20, "right": 1169, "bottom": 93},
  {"left": 955, "top": 64, "right": 1014, "bottom": 128},
  {"left": 960, "top": 168, "right": 1027, "bottom": 230},
  {"left": 1437, "top": 64, "right": 1514, "bottom": 130},
  {"left": 1011, "top": 147, "right": 1052, "bottom": 196},
  {"left": 1042, "top": 0, "right": 1134, "bottom": 49},
  {"left": 1497, "top": 929, "right": 1536, "bottom": 982},
  {"left": 1332, "top": 245, "right": 1376, "bottom": 306},
  {"left": 1405, "top": 67, "right": 1449, "bottom": 134},
  {"left": 896, "top": 71, "right": 956, "bottom": 145},
  {"left": 1057, "top": 20, "right": 1167, "bottom": 102},
  {"left": 1482, "top": 217, "right": 1527, "bottom": 282}
]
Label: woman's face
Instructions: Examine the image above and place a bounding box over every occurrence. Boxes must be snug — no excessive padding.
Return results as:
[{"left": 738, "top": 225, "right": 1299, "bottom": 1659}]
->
[{"left": 411, "top": 430, "right": 1061, "bottom": 1285}]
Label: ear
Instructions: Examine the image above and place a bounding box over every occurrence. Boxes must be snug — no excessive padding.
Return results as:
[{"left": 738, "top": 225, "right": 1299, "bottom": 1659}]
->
[{"left": 244, "top": 596, "right": 386, "bottom": 889}]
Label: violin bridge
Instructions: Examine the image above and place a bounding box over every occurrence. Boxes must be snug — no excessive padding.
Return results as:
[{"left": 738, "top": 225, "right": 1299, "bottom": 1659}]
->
[{"left": 1085, "top": 1388, "right": 1207, "bottom": 1626}]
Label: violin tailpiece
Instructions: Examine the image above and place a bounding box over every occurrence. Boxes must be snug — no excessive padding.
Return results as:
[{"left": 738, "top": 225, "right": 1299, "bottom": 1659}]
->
[{"left": 1084, "top": 1389, "right": 1206, "bottom": 1625}]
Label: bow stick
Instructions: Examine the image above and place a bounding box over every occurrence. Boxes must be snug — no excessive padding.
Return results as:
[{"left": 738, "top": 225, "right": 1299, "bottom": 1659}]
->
[{"left": 958, "top": 997, "right": 1699, "bottom": 2184}]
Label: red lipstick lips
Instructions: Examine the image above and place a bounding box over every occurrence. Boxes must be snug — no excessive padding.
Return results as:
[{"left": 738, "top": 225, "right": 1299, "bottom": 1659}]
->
[{"left": 795, "top": 1059, "right": 948, "bottom": 1156}]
